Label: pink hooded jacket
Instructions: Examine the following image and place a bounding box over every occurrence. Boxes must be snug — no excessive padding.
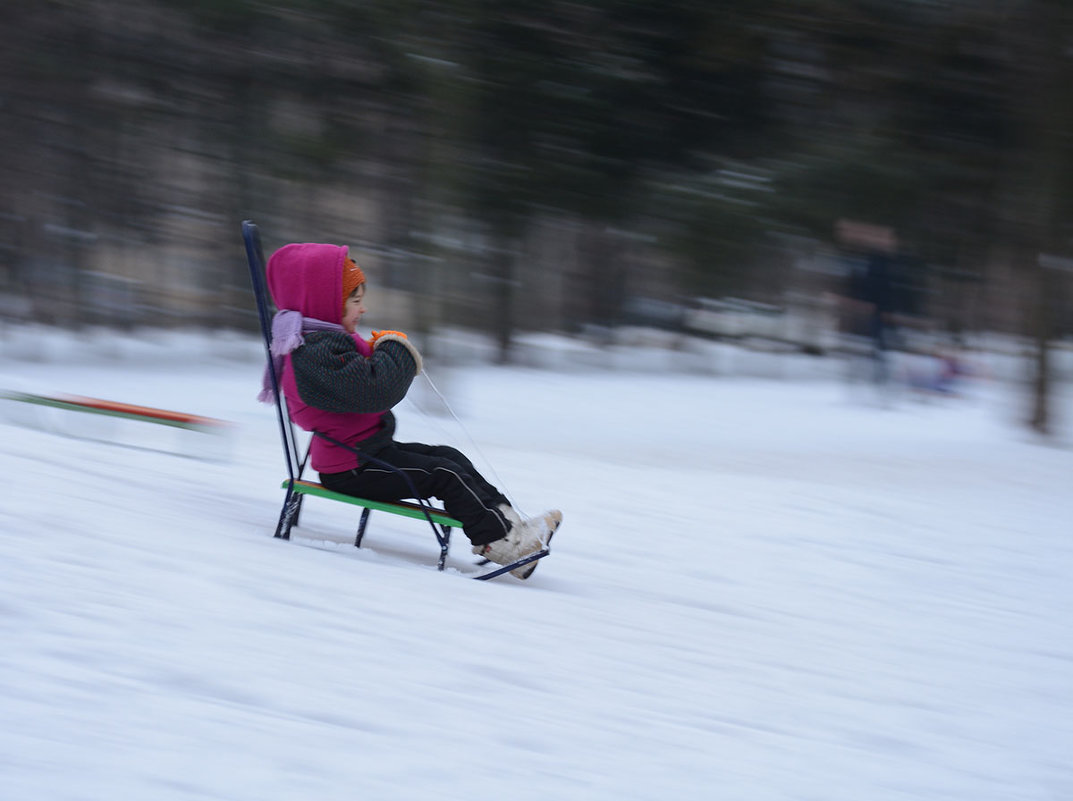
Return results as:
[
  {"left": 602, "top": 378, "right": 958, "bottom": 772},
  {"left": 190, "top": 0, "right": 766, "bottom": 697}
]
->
[{"left": 266, "top": 243, "right": 389, "bottom": 473}]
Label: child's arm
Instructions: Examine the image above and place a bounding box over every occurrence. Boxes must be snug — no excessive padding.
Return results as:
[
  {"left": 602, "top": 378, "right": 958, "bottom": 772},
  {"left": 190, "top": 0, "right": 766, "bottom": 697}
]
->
[{"left": 291, "top": 331, "right": 420, "bottom": 414}]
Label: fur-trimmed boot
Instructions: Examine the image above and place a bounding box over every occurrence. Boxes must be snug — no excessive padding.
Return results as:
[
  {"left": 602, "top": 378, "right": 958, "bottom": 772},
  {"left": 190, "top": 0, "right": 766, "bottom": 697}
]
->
[{"left": 473, "top": 505, "right": 562, "bottom": 579}]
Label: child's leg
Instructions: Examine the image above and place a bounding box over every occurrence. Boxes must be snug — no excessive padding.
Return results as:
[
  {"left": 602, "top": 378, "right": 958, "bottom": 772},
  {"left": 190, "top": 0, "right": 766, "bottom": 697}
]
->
[
  {"left": 320, "top": 443, "right": 510, "bottom": 546},
  {"left": 391, "top": 442, "right": 509, "bottom": 507}
]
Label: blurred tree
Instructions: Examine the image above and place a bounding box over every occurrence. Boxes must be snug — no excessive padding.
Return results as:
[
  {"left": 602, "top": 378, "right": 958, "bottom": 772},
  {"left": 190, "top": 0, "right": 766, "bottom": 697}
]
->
[
  {"left": 650, "top": 164, "right": 773, "bottom": 301},
  {"left": 999, "top": 0, "right": 1073, "bottom": 436},
  {"left": 439, "top": 0, "right": 776, "bottom": 358}
]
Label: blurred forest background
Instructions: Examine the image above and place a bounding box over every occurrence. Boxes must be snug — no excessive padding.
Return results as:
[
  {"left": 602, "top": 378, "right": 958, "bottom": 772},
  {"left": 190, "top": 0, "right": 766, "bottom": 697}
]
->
[{"left": 2, "top": 1, "right": 1072, "bottom": 429}]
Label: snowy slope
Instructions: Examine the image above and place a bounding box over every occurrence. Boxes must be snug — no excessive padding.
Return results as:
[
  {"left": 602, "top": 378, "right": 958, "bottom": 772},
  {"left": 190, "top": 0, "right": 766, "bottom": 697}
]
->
[{"left": 1, "top": 328, "right": 1071, "bottom": 801}]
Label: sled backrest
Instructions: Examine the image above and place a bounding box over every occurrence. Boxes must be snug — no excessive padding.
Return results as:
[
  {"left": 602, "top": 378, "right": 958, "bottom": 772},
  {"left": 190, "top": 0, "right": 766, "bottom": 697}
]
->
[{"left": 242, "top": 220, "right": 307, "bottom": 483}]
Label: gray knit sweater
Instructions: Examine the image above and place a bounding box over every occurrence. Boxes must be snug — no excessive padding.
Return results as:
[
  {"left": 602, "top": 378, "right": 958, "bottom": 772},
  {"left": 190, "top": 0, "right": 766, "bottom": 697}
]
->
[{"left": 290, "top": 331, "right": 418, "bottom": 414}]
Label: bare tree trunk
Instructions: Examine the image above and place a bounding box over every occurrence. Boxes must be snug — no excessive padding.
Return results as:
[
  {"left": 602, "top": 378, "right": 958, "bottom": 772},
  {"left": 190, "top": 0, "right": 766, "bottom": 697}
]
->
[
  {"left": 580, "top": 223, "right": 625, "bottom": 334},
  {"left": 1009, "top": 0, "right": 1071, "bottom": 435},
  {"left": 1029, "top": 262, "right": 1055, "bottom": 433},
  {"left": 491, "top": 241, "right": 517, "bottom": 365}
]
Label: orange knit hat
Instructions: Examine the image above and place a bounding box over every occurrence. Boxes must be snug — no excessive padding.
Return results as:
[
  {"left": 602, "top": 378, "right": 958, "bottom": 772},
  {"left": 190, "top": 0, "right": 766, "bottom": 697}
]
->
[{"left": 341, "top": 256, "right": 366, "bottom": 307}]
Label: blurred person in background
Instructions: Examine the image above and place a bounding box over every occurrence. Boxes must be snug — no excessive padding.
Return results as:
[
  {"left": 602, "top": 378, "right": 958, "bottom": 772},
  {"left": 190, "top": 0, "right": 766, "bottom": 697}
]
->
[
  {"left": 835, "top": 219, "right": 902, "bottom": 390},
  {"left": 261, "top": 242, "right": 561, "bottom": 579}
]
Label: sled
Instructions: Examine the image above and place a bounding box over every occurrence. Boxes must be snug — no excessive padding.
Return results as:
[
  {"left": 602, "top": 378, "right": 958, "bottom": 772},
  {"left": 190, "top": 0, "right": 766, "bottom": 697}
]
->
[
  {"left": 242, "top": 220, "right": 548, "bottom": 580},
  {"left": 0, "top": 389, "right": 230, "bottom": 460},
  {"left": 0, "top": 391, "right": 226, "bottom": 431}
]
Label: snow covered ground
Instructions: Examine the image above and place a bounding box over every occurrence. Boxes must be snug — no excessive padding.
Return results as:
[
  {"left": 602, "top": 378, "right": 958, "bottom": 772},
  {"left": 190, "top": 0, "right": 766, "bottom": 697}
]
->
[{"left": 1, "top": 327, "right": 1071, "bottom": 801}]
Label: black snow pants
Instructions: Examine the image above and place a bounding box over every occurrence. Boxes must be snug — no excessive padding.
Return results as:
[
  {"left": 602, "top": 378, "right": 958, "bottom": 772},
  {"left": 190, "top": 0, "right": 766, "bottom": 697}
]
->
[{"left": 319, "top": 441, "right": 511, "bottom": 546}]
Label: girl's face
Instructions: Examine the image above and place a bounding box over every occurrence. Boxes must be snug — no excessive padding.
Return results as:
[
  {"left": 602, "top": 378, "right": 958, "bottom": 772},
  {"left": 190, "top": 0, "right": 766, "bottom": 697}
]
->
[{"left": 342, "top": 284, "right": 367, "bottom": 333}]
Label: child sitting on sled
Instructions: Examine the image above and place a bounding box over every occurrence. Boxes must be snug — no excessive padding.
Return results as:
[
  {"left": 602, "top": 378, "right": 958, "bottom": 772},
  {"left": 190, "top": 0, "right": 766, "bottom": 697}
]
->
[{"left": 260, "top": 242, "right": 560, "bottom": 578}]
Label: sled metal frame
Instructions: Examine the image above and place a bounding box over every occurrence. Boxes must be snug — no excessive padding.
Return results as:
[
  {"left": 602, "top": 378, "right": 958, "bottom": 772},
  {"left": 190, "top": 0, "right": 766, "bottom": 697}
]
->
[{"left": 242, "top": 220, "right": 545, "bottom": 579}]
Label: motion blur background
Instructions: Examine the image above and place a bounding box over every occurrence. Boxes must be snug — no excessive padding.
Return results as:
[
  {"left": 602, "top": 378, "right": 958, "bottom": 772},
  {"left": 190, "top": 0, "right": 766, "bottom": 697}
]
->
[{"left": 1, "top": 1, "right": 1071, "bottom": 431}]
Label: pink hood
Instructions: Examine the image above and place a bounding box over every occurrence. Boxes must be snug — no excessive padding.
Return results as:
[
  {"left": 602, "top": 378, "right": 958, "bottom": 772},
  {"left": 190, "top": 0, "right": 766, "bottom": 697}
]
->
[{"left": 267, "top": 243, "right": 349, "bottom": 324}]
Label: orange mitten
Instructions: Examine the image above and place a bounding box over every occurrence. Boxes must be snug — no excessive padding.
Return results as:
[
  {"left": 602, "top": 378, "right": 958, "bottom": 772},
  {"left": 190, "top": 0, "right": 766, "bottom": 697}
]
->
[
  {"left": 368, "top": 329, "right": 408, "bottom": 347},
  {"left": 368, "top": 329, "right": 422, "bottom": 374}
]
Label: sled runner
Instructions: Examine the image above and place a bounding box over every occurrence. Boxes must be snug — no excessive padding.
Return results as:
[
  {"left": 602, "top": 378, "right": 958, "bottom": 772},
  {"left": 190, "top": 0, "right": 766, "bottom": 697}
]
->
[{"left": 242, "top": 220, "right": 549, "bottom": 580}]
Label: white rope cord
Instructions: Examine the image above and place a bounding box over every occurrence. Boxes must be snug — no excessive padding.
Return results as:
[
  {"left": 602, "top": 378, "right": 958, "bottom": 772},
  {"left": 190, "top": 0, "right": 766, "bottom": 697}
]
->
[{"left": 408, "top": 368, "right": 525, "bottom": 517}]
